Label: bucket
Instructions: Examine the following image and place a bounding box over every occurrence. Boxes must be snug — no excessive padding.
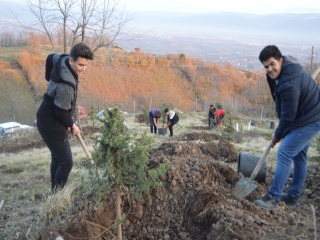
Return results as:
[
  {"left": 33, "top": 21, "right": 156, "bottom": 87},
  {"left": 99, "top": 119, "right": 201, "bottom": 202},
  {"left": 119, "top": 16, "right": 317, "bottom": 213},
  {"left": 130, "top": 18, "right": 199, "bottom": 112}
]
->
[
  {"left": 237, "top": 152, "right": 267, "bottom": 183},
  {"left": 270, "top": 121, "right": 275, "bottom": 129},
  {"left": 158, "top": 128, "right": 167, "bottom": 135}
]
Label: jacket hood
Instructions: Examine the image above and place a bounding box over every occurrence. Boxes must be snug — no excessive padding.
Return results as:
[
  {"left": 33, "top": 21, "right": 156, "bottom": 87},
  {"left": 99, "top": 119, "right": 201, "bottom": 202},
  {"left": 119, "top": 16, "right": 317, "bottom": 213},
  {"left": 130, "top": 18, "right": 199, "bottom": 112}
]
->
[
  {"left": 50, "top": 54, "right": 77, "bottom": 88},
  {"left": 278, "top": 55, "right": 303, "bottom": 83}
]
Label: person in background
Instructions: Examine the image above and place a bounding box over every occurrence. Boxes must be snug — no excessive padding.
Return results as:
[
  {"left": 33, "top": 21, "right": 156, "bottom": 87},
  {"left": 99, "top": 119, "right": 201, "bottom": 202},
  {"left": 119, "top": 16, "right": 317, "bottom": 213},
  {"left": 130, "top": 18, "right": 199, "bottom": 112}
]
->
[
  {"left": 36, "top": 42, "right": 94, "bottom": 192},
  {"left": 208, "top": 104, "right": 215, "bottom": 127},
  {"left": 149, "top": 108, "right": 161, "bottom": 134},
  {"left": 213, "top": 107, "right": 225, "bottom": 126},
  {"left": 254, "top": 45, "right": 320, "bottom": 210},
  {"left": 164, "top": 108, "right": 179, "bottom": 137}
]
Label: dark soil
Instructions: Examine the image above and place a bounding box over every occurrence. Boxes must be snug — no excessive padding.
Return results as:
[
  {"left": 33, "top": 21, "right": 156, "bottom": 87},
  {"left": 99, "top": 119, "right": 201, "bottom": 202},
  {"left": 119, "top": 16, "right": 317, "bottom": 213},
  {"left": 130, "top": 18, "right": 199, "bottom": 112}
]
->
[{"left": 34, "top": 132, "right": 320, "bottom": 240}]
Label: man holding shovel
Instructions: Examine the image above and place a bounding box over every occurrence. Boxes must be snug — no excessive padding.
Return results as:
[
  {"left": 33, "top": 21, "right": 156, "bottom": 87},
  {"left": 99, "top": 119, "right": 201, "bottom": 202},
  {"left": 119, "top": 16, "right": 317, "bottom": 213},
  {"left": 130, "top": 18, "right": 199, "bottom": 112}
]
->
[
  {"left": 254, "top": 45, "right": 320, "bottom": 210},
  {"left": 36, "top": 42, "right": 94, "bottom": 192}
]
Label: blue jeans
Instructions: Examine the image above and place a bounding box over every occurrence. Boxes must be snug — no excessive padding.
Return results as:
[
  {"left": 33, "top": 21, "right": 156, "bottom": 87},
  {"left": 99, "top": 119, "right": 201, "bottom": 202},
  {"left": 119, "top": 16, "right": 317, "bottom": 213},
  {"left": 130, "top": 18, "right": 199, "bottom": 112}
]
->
[{"left": 269, "top": 120, "right": 320, "bottom": 200}]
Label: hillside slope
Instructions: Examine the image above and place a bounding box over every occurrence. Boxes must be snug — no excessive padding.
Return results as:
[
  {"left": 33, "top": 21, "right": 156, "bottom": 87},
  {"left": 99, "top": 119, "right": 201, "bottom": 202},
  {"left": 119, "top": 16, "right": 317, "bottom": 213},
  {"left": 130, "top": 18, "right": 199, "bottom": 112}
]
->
[
  {"left": 0, "top": 60, "right": 37, "bottom": 125},
  {"left": 0, "top": 46, "right": 271, "bottom": 124}
]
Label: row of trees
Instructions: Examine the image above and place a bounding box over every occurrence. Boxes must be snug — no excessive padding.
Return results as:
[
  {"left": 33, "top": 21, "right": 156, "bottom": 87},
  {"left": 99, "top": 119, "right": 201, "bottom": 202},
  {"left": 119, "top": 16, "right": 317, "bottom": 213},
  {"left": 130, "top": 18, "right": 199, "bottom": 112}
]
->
[{"left": 0, "top": 31, "right": 29, "bottom": 47}]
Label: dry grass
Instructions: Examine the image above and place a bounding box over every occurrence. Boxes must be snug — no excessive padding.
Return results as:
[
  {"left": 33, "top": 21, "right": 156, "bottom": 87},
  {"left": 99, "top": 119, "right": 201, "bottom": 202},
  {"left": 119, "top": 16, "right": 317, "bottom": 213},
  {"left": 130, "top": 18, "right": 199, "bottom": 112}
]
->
[{"left": 39, "top": 182, "right": 77, "bottom": 224}]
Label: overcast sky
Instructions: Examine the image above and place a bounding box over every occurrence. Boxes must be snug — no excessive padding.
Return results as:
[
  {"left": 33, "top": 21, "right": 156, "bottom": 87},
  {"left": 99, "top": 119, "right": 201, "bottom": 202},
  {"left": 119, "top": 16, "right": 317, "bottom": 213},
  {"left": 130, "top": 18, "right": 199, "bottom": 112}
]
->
[
  {"left": 2, "top": 0, "right": 320, "bottom": 14},
  {"left": 119, "top": 0, "right": 320, "bottom": 14}
]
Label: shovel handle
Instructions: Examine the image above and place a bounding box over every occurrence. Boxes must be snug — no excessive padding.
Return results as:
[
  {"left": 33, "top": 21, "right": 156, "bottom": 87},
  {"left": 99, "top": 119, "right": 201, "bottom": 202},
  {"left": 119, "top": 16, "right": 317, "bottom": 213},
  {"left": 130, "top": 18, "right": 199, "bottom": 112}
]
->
[
  {"left": 76, "top": 133, "right": 94, "bottom": 164},
  {"left": 249, "top": 141, "right": 273, "bottom": 181}
]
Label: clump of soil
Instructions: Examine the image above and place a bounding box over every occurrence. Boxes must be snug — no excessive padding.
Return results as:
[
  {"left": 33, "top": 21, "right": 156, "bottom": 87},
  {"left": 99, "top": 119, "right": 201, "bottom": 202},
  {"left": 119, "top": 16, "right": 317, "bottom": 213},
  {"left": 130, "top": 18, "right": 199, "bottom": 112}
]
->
[{"left": 36, "top": 132, "right": 320, "bottom": 240}]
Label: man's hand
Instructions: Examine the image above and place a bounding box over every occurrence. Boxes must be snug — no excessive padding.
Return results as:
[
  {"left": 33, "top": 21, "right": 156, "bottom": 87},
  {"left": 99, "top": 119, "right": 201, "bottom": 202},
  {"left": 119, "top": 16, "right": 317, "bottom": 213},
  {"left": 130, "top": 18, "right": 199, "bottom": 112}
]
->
[
  {"left": 71, "top": 124, "right": 81, "bottom": 136},
  {"left": 271, "top": 134, "right": 281, "bottom": 147}
]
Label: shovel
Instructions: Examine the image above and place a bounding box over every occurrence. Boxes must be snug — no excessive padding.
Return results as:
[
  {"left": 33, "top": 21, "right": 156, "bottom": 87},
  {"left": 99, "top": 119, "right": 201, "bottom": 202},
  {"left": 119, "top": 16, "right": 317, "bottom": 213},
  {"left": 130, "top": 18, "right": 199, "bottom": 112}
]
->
[
  {"left": 231, "top": 141, "right": 273, "bottom": 198},
  {"left": 76, "top": 133, "right": 95, "bottom": 165}
]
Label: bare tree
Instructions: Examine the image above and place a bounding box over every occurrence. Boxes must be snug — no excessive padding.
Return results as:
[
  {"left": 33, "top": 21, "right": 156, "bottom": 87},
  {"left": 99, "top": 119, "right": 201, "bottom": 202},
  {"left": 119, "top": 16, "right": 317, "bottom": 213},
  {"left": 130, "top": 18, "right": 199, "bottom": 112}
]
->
[{"left": 14, "top": 0, "right": 131, "bottom": 53}]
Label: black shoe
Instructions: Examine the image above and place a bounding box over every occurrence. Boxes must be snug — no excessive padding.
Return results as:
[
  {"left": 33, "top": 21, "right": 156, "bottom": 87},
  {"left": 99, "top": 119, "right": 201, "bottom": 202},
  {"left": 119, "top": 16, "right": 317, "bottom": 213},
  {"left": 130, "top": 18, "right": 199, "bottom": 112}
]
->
[
  {"left": 169, "top": 135, "right": 173, "bottom": 137},
  {"left": 281, "top": 193, "right": 300, "bottom": 206},
  {"left": 254, "top": 192, "right": 278, "bottom": 210}
]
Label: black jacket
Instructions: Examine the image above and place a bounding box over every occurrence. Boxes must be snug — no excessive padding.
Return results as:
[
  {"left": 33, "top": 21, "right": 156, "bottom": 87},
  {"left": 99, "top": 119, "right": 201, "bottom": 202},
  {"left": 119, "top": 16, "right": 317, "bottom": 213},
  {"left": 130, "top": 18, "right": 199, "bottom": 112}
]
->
[
  {"left": 208, "top": 109, "right": 215, "bottom": 119},
  {"left": 267, "top": 56, "right": 320, "bottom": 139},
  {"left": 36, "top": 54, "right": 78, "bottom": 141}
]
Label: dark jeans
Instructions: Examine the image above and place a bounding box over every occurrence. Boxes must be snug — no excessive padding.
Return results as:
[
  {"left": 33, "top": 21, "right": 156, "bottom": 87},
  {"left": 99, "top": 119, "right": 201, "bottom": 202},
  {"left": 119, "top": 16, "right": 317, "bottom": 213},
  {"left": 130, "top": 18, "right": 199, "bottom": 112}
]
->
[
  {"left": 149, "top": 112, "right": 157, "bottom": 133},
  {"left": 39, "top": 133, "right": 73, "bottom": 191},
  {"left": 169, "top": 115, "right": 179, "bottom": 136}
]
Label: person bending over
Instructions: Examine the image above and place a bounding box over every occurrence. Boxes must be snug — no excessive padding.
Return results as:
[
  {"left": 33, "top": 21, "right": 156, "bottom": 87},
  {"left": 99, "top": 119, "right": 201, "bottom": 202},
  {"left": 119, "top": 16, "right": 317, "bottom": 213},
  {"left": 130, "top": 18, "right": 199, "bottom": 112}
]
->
[
  {"left": 149, "top": 108, "right": 161, "bottom": 134},
  {"left": 164, "top": 108, "right": 179, "bottom": 137}
]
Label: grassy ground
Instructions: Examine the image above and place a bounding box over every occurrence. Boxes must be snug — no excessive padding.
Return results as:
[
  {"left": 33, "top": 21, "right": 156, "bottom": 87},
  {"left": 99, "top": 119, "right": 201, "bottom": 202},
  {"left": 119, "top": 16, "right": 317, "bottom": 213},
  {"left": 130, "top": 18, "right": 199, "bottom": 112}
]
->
[
  {"left": 0, "top": 46, "right": 52, "bottom": 62},
  {"left": 0, "top": 112, "right": 320, "bottom": 239}
]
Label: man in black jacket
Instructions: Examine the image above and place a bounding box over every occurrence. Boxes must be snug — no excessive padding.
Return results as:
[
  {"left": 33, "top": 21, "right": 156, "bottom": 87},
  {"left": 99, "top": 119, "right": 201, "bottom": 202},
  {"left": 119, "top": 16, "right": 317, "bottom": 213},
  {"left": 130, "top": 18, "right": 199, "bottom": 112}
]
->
[
  {"left": 37, "top": 42, "right": 94, "bottom": 191},
  {"left": 254, "top": 45, "right": 320, "bottom": 210},
  {"left": 208, "top": 104, "right": 215, "bottom": 127}
]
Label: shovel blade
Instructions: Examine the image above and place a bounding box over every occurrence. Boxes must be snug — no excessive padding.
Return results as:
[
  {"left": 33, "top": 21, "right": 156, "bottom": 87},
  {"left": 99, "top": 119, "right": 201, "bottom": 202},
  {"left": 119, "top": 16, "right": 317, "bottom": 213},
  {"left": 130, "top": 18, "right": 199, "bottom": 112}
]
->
[{"left": 231, "top": 177, "right": 258, "bottom": 198}]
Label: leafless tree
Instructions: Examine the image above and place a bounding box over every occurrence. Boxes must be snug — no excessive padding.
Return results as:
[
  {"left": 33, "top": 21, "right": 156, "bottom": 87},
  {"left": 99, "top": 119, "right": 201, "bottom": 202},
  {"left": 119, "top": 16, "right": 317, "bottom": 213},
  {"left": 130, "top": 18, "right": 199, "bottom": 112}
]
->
[
  {"left": 0, "top": 32, "right": 15, "bottom": 47},
  {"left": 13, "top": 0, "right": 131, "bottom": 53}
]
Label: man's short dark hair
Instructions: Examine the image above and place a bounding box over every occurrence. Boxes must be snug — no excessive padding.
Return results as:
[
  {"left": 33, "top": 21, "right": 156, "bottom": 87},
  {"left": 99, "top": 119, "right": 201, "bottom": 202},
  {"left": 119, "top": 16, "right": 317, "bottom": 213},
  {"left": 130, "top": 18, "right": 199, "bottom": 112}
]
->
[
  {"left": 164, "top": 108, "right": 169, "bottom": 113},
  {"left": 259, "top": 45, "right": 283, "bottom": 63},
  {"left": 70, "top": 42, "right": 94, "bottom": 61},
  {"left": 210, "top": 104, "right": 213, "bottom": 108}
]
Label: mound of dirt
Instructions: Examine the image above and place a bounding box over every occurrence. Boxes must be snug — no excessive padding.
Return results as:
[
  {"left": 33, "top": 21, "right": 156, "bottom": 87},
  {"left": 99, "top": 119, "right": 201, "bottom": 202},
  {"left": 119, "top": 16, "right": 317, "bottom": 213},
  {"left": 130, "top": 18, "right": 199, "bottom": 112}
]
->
[{"left": 37, "top": 132, "right": 320, "bottom": 240}]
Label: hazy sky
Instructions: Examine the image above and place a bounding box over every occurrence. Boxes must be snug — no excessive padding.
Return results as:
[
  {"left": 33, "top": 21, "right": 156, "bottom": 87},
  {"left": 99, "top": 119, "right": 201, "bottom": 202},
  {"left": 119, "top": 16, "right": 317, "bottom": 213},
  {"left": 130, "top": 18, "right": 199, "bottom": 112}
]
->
[
  {"left": 2, "top": 0, "right": 320, "bottom": 14},
  {"left": 120, "top": 0, "right": 320, "bottom": 14}
]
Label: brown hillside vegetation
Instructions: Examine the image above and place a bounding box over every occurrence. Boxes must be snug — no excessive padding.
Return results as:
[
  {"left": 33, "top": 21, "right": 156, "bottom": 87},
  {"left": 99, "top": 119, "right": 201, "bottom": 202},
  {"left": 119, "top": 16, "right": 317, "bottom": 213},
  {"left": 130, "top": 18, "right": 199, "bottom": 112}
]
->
[{"left": 14, "top": 46, "right": 271, "bottom": 114}]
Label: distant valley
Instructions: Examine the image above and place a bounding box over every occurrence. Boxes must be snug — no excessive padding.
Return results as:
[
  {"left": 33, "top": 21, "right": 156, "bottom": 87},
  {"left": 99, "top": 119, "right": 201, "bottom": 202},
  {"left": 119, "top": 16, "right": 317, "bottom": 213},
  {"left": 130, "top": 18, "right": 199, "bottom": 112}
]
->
[
  {"left": 120, "top": 11, "right": 320, "bottom": 71},
  {"left": 1, "top": 1, "right": 319, "bottom": 71}
]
